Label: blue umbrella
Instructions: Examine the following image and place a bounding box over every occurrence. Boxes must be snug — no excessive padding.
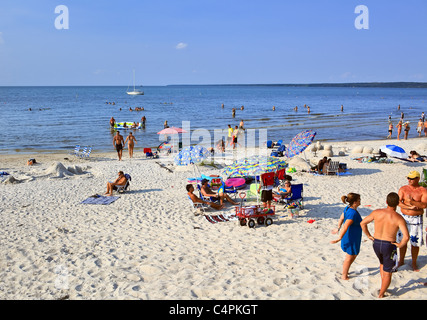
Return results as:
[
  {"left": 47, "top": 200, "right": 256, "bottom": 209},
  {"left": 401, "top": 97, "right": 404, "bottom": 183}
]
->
[
  {"left": 174, "top": 145, "right": 210, "bottom": 166},
  {"left": 285, "top": 130, "right": 317, "bottom": 158},
  {"left": 379, "top": 144, "right": 407, "bottom": 159}
]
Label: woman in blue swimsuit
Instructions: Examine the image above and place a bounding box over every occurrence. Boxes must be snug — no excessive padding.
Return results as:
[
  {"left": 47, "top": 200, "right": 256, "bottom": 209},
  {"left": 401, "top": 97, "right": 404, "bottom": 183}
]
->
[{"left": 331, "top": 193, "right": 363, "bottom": 280}]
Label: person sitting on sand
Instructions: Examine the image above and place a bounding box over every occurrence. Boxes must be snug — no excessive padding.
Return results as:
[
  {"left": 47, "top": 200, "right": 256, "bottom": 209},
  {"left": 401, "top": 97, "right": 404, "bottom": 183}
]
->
[
  {"left": 312, "top": 157, "right": 328, "bottom": 174},
  {"left": 273, "top": 180, "right": 292, "bottom": 199},
  {"left": 105, "top": 171, "right": 128, "bottom": 196},
  {"left": 200, "top": 179, "right": 238, "bottom": 206},
  {"left": 186, "top": 184, "right": 224, "bottom": 210},
  {"left": 408, "top": 150, "right": 427, "bottom": 162}
]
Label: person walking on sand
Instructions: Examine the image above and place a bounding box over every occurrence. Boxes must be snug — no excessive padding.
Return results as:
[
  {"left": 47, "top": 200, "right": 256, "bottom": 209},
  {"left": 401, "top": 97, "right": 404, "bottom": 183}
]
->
[
  {"left": 113, "top": 131, "right": 124, "bottom": 161},
  {"left": 396, "top": 120, "right": 403, "bottom": 140},
  {"left": 396, "top": 170, "right": 427, "bottom": 271},
  {"left": 360, "top": 192, "right": 409, "bottom": 298},
  {"left": 331, "top": 193, "right": 362, "bottom": 280},
  {"left": 124, "top": 132, "right": 137, "bottom": 158}
]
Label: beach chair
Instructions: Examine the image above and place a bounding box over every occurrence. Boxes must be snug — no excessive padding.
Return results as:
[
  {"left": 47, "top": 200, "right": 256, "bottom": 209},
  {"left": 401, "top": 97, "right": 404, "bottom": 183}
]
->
[
  {"left": 324, "top": 161, "right": 340, "bottom": 176},
  {"left": 274, "top": 183, "right": 304, "bottom": 209},
  {"left": 79, "top": 146, "right": 92, "bottom": 159},
  {"left": 69, "top": 145, "right": 81, "bottom": 157},
  {"left": 116, "top": 174, "right": 131, "bottom": 193},
  {"left": 197, "top": 184, "right": 220, "bottom": 203},
  {"left": 421, "top": 169, "right": 427, "bottom": 187},
  {"left": 267, "top": 140, "right": 274, "bottom": 148},
  {"left": 187, "top": 196, "right": 209, "bottom": 214},
  {"left": 144, "top": 148, "right": 154, "bottom": 159}
]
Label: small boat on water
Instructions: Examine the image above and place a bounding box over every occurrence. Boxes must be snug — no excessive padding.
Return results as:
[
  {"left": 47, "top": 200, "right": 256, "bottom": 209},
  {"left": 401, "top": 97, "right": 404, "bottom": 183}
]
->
[{"left": 126, "top": 70, "right": 144, "bottom": 95}]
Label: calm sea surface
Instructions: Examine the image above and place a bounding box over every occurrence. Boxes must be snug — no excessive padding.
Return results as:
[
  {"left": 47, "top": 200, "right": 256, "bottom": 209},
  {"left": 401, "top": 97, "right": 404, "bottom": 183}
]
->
[{"left": 0, "top": 85, "right": 426, "bottom": 154}]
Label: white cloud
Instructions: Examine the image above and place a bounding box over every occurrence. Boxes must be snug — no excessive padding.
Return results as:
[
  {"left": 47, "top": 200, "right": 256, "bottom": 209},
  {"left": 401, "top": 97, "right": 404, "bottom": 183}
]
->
[{"left": 175, "top": 42, "right": 188, "bottom": 50}]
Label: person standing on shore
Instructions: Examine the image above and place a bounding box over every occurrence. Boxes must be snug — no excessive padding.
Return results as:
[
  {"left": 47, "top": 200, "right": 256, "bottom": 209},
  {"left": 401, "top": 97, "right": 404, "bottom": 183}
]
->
[
  {"left": 403, "top": 122, "right": 410, "bottom": 140},
  {"left": 113, "top": 131, "right": 124, "bottom": 161},
  {"left": 396, "top": 170, "right": 427, "bottom": 271},
  {"left": 226, "top": 124, "right": 233, "bottom": 148},
  {"left": 417, "top": 119, "right": 423, "bottom": 137},
  {"left": 396, "top": 120, "right": 403, "bottom": 140},
  {"left": 387, "top": 121, "right": 393, "bottom": 139},
  {"left": 124, "top": 132, "right": 137, "bottom": 158},
  {"left": 330, "top": 193, "right": 362, "bottom": 280},
  {"left": 360, "top": 192, "right": 409, "bottom": 298}
]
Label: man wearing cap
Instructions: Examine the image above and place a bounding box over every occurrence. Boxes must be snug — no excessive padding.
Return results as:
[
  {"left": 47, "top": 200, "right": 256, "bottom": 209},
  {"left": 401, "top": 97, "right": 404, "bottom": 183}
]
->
[
  {"left": 397, "top": 170, "right": 427, "bottom": 271},
  {"left": 200, "top": 179, "right": 239, "bottom": 206}
]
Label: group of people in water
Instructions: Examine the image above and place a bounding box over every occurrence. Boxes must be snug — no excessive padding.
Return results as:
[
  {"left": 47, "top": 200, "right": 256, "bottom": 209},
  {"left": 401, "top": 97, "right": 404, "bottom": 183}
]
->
[{"left": 330, "top": 170, "right": 427, "bottom": 298}]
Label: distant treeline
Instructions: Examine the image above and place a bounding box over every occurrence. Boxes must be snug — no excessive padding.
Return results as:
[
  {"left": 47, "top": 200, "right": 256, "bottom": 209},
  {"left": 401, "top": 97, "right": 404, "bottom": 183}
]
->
[{"left": 168, "top": 82, "right": 427, "bottom": 88}]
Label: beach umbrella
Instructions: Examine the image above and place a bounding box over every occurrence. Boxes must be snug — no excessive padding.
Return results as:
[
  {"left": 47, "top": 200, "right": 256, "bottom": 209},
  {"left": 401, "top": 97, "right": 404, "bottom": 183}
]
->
[
  {"left": 285, "top": 129, "right": 317, "bottom": 158},
  {"left": 157, "top": 127, "right": 187, "bottom": 135},
  {"left": 379, "top": 144, "right": 408, "bottom": 159},
  {"left": 222, "top": 155, "right": 287, "bottom": 204},
  {"left": 174, "top": 145, "right": 210, "bottom": 166},
  {"left": 222, "top": 155, "right": 287, "bottom": 178}
]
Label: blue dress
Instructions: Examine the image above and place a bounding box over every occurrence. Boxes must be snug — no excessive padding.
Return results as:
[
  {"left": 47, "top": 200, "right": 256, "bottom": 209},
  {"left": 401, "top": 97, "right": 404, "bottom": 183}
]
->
[{"left": 341, "top": 206, "right": 362, "bottom": 255}]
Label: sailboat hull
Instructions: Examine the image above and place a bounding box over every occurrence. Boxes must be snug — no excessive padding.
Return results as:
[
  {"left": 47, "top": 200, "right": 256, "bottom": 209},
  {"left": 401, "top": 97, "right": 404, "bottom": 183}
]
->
[{"left": 126, "top": 91, "right": 144, "bottom": 95}]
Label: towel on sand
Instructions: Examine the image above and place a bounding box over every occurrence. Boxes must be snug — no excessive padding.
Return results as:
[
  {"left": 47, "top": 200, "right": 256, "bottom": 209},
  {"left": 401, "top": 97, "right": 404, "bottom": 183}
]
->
[
  {"left": 81, "top": 195, "right": 119, "bottom": 205},
  {"left": 204, "top": 213, "right": 238, "bottom": 224}
]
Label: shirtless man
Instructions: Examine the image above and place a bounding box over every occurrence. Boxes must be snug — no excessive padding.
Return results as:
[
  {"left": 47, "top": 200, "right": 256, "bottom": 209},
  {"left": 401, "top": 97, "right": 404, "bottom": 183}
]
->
[
  {"left": 105, "top": 171, "right": 128, "bottom": 196},
  {"left": 113, "top": 131, "right": 124, "bottom": 161},
  {"left": 360, "top": 192, "right": 409, "bottom": 298},
  {"left": 200, "top": 179, "right": 238, "bottom": 206},
  {"left": 124, "top": 132, "right": 137, "bottom": 158},
  {"left": 397, "top": 170, "right": 427, "bottom": 271},
  {"left": 186, "top": 184, "right": 224, "bottom": 210}
]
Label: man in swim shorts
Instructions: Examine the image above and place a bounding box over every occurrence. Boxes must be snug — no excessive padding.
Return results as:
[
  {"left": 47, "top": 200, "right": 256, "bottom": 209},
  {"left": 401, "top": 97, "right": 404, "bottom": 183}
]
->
[
  {"left": 113, "top": 131, "right": 124, "bottom": 161},
  {"left": 397, "top": 170, "right": 427, "bottom": 271},
  {"left": 360, "top": 192, "right": 409, "bottom": 298}
]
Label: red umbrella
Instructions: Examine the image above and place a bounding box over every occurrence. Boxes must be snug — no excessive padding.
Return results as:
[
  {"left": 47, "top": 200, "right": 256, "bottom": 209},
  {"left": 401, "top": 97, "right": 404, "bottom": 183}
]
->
[{"left": 157, "top": 127, "right": 188, "bottom": 135}]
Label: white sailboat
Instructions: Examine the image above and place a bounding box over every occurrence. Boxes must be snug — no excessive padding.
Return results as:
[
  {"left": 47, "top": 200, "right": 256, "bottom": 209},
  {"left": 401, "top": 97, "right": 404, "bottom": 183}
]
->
[{"left": 126, "top": 70, "right": 144, "bottom": 95}]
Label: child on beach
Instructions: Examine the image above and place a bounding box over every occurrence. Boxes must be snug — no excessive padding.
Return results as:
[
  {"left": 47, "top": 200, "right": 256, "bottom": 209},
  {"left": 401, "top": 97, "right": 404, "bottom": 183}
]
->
[{"left": 331, "top": 193, "right": 362, "bottom": 280}]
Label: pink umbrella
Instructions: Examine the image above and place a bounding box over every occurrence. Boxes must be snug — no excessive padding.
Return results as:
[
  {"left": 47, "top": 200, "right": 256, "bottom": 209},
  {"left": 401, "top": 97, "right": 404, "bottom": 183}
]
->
[{"left": 157, "top": 127, "right": 188, "bottom": 135}]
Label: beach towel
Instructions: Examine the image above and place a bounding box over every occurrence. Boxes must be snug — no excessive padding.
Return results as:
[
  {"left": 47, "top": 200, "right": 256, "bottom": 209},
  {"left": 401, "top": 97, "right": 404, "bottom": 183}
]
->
[
  {"left": 81, "top": 195, "right": 119, "bottom": 205},
  {"left": 0, "top": 171, "right": 9, "bottom": 176},
  {"left": 204, "top": 213, "right": 238, "bottom": 224}
]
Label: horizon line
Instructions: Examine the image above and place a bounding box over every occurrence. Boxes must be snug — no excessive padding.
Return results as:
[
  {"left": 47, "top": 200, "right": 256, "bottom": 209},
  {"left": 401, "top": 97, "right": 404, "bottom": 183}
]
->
[{"left": 1, "top": 81, "right": 427, "bottom": 88}]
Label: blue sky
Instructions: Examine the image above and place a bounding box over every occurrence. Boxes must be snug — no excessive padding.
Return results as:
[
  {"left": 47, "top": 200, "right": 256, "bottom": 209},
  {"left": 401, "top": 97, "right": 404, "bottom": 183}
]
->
[{"left": 0, "top": 0, "right": 426, "bottom": 86}]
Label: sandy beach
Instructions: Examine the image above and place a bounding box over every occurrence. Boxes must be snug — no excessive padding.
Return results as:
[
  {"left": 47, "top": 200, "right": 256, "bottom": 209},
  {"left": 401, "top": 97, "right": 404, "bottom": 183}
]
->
[{"left": 1, "top": 137, "right": 427, "bottom": 300}]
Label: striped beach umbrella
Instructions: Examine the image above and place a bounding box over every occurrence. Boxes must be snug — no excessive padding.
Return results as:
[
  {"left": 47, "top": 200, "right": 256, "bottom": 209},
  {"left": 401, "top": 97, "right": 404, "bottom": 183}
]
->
[
  {"left": 222, "top": 155, "right": 287, "bottom": 178},
  {"left": 285, "top": 130, "right": 317, "bottom": 158}
]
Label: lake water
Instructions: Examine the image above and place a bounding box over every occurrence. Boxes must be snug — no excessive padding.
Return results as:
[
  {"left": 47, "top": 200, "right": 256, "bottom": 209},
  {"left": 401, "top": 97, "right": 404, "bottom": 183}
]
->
[{"left": 0, "top": 85, "right": 426, "bottom": 154}]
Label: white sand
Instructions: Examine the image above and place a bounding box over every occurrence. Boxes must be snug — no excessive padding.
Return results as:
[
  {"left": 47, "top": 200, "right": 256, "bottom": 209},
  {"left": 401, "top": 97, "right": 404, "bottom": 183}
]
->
[{"left": 1, "top": 138, "right": 427, "bottom": 300}]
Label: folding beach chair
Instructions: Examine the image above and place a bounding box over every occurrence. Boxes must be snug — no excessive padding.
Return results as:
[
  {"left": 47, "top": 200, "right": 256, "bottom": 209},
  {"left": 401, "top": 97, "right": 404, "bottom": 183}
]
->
[
  {"left": 144, "top": 148, "right": 154, "bottom": 159},
  {"left": 69, "top": 145, "right": 81, "bottom": 157},
  {"left": 79, "top": 146, "right": 92, "bottom": 159},
  {"left": 273, "top": 183, "right": 304, "bottom": 209},
  {"left": 187, "top": 196, "right": 209, "bottom": 214},
  {"left": 324, "top": 161, "right": 340, "bottom": 176},
  {"left": 116, "top": 174, "right": 131, "bottom": 193}
]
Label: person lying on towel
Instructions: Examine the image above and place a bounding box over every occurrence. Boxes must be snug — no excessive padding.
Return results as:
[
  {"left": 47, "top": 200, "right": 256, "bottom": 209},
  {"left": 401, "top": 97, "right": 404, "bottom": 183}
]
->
[
  {"left": 186, "top": 184, "right": 224, "bottom": 210},
  {"left": 105, "top": 171, "right": 128, "bottom": 196}
]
